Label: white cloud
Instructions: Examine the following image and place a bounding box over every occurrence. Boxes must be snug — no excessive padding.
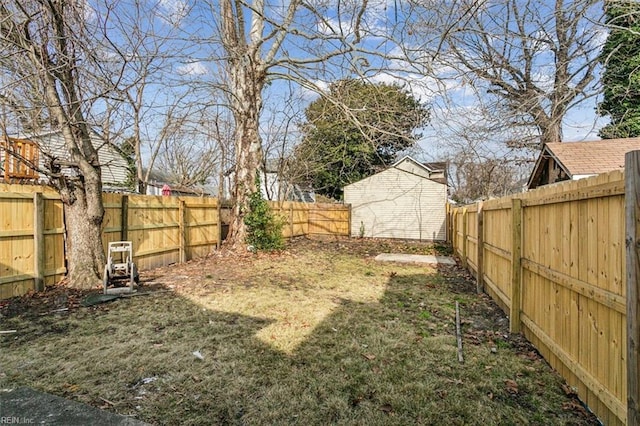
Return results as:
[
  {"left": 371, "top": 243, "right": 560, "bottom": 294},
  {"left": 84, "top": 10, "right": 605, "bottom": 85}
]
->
[
  {"left": 177, "top": 62, "right": 208, "bottom": 76},
  {"left": 158, "top": 0, "right": 188, "bottom": 26},
  {"left": 296, "top": 79, "right": 329, "bottom": 101},
  {"left": 317, "top": 17, "right": 354, "bottom": 37}
]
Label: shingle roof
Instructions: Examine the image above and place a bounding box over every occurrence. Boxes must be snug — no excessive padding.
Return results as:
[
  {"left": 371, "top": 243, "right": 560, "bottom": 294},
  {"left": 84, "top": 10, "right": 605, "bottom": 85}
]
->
[
  {"left": 423, "top": 161, "right": 447, "bottom": 172},
  {"left": 546, "top": 138, "right": 640, "bottom": 176}
]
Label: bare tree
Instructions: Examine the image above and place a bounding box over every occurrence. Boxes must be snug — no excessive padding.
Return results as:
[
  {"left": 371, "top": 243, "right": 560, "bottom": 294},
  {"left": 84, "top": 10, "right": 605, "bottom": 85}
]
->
[
  {"left": 92, "top": 0, "right": 190, "bottom": 194},
  {"left": 0, "top": 1, "right": 114, "bottom": 287},
  {"left": 156, "top": 105, "right": 232, "bottom": 189},
  {"left": 442, "top": 136, "right": 531, "bottom": 204},
  {"left": 434, "top": 0, "right": 603, "bottom": 146},
  {"left": 259, "top": 85, "right": 307, "bottom": 202},
  {"left": 191, "top": 0, "right": 415, "bottom": 248}
]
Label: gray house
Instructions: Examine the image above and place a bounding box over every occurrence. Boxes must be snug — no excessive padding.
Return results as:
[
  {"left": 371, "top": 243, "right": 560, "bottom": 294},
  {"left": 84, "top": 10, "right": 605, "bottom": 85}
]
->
[
  {"left": 2, "top": 130, "right": 129, "bottom": 188},
  {"left": 343, "top": 156, "right": 447, "bottom": 241}
]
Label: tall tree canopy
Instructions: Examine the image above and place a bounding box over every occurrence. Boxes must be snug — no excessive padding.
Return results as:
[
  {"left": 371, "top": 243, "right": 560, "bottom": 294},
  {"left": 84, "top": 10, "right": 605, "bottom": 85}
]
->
[
  {"left": 434, "top": 0, "right": 602, "bottom": 146},
  {"left": 292, "top": 80, "right": 429, "bottom": 199},
  {"left": 598, "top": 0, "right": 640, "bottom": 139}
]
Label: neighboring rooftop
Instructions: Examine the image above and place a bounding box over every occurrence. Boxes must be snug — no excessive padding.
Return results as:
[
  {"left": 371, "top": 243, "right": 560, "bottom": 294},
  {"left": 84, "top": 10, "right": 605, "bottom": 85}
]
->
[
  {"left": 528, "top": 138, "right": 640, "bottom": 189},
  {"left": 546, "top": 138, "right": 640, "bottom": 175}
]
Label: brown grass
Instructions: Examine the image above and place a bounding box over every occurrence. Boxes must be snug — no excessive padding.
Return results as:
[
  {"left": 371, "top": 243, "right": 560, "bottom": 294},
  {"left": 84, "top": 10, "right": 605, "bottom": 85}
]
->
[{"left": 0, "top": 237, "right": 598, "bottom": 425}]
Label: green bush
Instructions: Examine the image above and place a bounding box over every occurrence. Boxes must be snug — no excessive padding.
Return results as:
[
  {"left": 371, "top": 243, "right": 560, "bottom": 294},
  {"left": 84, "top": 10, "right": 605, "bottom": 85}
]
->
[{"left": 244, "top": 188, "right": 284, "bottom": 251}]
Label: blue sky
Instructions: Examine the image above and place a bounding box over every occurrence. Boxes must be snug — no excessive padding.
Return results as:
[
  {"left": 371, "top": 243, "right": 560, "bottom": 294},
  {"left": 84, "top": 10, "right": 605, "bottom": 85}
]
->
[{"left": 82, "top": 0, "right": 611, "bottom": 165}]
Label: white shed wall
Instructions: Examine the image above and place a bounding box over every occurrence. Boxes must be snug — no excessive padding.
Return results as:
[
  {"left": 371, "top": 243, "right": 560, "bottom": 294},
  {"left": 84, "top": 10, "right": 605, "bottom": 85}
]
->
[{"left": 344, "top": 168, "right": 447, "bottom": 241}]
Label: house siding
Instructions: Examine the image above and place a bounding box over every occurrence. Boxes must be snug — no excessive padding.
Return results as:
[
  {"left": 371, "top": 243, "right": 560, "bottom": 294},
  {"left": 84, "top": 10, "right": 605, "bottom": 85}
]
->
[
  {"left": 344, "top": 167, "right": 447, "bottom": 241},
  {"left": 393, "top": 157, "right": 432, "bottom": 179},
  {"left": 26, "top": 132, "right": 129, "bottom": 186}
]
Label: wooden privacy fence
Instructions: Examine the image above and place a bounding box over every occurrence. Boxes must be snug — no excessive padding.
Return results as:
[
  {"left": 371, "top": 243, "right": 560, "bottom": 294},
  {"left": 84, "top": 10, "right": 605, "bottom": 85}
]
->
[
  {"left": 0, "top": 184, "right": 351, "bottom": 299},
  {"left": 0, "top": 185, "right": 65, "bottom": 299},
  {"left": 449, "top": 151, "right": 640, "bottom": 426},
  {"left": 0, "top": 186, "right": 220, "bottom": 299},
  {"left": 269, "top": 201, "right": 351, "bottom": 238},
  {"left": 101, "top": 193, "right": 220, "bottom": 271}
]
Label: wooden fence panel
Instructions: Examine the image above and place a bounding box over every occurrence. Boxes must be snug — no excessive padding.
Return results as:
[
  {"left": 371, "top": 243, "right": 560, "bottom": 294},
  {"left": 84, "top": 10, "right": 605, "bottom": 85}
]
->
[
  {"left": 449, "top": 169, "right": 628, "bottom": 425},
  {"left": 126, "top": 195, "right": 181, "bottom": 270},
  {"left": 308, "top": 203, "right": 350, "bottom": 236},
  {"left": 270, "top": 201, "right": 310, "bottom": 238},
  {"left": 291, "top": 202, "right": 309, "bottom": 237},
  {"left": 465, "top": 207, "right": 479, "bottom": 278},
  {"left": 453, "top": 209, "right": 464, "bottom": 260},
  {"left": 0, "top": 192, "right": 34, "bottom": 298},
  {"left": 482, "top": 202, "right": 512, "bottom": 312},
  {"left": 102, "top": 193, "right": 124, "bottom": 250},
  {"left": 42, "top": 195, "right": 65, "bottom": 286},
  {"left": 0, "top": 185, "right": 65, "bottom": 298},
  {"left": 183, "top": 197, "right": 219, "bottom": 259}
]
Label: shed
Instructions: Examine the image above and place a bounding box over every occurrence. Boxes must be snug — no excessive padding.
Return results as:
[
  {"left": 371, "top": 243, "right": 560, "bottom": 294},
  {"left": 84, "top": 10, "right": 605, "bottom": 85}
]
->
[{"left": 343, "top": 156, "right": 447, "bottom": 241}]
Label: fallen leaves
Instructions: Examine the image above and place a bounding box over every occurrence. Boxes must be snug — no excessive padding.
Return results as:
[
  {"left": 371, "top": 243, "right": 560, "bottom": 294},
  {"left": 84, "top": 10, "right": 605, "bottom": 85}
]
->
[
  {"left": 562, "top": 400, "right": 588, "bottom": 415},
  {"left": 505, "top": 379, "right": 519, "bottom": 395},
  {"left": 379, "top": 403, "right": 393, "bottom": 414},
  {"left": 562, "top": 384, "right": 578, "bottom": 397}
]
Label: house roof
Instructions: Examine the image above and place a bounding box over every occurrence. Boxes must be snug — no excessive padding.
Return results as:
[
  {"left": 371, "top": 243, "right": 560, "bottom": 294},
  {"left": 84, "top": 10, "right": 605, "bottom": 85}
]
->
[
  {"left": 391, "top": 155, "right": 434, "bottom": 174},
  {"left": 527, "top": 138, "right": 640, "bottom": 189},
  {"left": 545, "top": 138, "right": 640, "bottom": 176},
  {"left": 344, "top": 156, "right": 447, "bottom": 189},
  {"left": 423, "top": 161, "right": 447, "bottom": 172}
]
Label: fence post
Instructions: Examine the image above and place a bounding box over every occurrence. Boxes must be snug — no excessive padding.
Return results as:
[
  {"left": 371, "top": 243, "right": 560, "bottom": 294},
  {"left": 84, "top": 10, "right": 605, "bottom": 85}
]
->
[
  {"left": 33, "top": 192, "right": 45, "bottom": 292},
  {"left": 179, "top": 199, "right": 187, "bottom": 263},
  {"left": 626, "top": 150, "right": 640, "bottom": 426},
  {"left": 216, "top": 199, "right": 222, "bottom": 249},
  {"left": 120, "top": 195, "right": 128, "bottom": 241},
  {"left": 451, "top": 208, "right": 457, "bottom": 254},
  {"left": 289, "top": 203, "right": 294, "bottom": 239},
  {"left": 461, "top": 208, "right": 468, "bottom": 268},
  {"left": 510, "top": 198, "right": 523, "bottom": 334},
  {"left": 444, "top": 202, "right": 453, "bottom": 243},
  {"left": 476, "top": 202, "right": 484, "bottom": 294}
]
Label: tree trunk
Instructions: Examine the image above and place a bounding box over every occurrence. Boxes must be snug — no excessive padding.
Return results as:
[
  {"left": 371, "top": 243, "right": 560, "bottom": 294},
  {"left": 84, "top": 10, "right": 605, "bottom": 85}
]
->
[
  {"left": 55, "top": 125, "right": 106, "bottom": 288},
  {"left": 225, "top": 58, "right": 265, "bottom": 250},
  {"left": 540, "top": 124, "right": 562, "bottom": 145},
  {"left": 61, "top": 182, "right": 106, "bottom": 288}
]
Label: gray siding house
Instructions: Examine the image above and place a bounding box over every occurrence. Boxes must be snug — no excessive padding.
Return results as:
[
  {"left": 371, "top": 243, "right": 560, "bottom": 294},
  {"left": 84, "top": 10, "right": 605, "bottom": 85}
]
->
[
  {"left": 2, "top": 130, "right": 129, "bottom": 188},
  {"left": 343, "top": 156, "right": 447, "bottom": 241}
]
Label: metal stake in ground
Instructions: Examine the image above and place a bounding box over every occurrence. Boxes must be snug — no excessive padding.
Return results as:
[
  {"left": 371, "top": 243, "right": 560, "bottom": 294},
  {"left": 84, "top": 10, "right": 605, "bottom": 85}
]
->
[{"left": 455, "top": 301, "right": 464, "bottom": 363}]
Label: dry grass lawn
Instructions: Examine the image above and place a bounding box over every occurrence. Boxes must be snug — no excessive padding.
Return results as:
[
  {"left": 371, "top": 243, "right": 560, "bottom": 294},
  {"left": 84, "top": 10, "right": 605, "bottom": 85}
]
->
[{"left": 0, "top": 238, "right": 598, "bottom": 425}]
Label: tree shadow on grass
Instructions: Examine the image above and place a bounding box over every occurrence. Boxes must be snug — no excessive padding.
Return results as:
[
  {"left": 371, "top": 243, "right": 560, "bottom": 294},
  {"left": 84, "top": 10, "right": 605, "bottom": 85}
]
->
[{"left": 0, "top": 272, "right": 597, "bottom": 426}]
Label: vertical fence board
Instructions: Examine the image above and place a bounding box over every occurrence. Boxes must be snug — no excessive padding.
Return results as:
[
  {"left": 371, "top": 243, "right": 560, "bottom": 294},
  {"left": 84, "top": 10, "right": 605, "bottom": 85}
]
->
[
  {"left": 477, "top": 202, "right": 484, "bottom": 293},
  {"left": 461, "top": 209, "right": 468, "bottom": 268},
  {"left": 33, "top": 192, "right": 44, "bottom": 291},
  {"left": 627, "top": 151, "right": 640, "bottom": 426},
  {"left": 179, "top": 199, "right": 186, "bottom": 264},
  {"left": 510, "top": 198, "right": 522, "bottom": 333}
]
